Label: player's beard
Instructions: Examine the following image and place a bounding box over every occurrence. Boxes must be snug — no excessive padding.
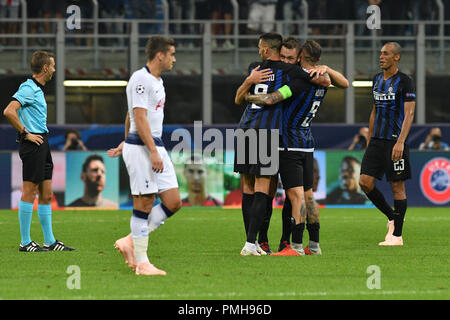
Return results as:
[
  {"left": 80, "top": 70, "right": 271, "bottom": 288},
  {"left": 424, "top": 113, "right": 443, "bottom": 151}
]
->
[{"left": 86, "top": 178, "right": 103, "bottom": 197}]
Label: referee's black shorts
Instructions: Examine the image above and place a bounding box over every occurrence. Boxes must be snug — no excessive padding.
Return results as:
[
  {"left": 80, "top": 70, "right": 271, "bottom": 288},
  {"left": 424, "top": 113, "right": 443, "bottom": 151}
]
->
[
  {"left": 19, "top": 133, "right": 53, "bottom": 183},
  {"left": 233, "top": 128, "right": 279, "bottom": 176},
  {"left": 278, "top": 150, "right": 314, "bottom": 190},
  {"left": 361, "top": 138, "right": 411, "bottom": 182}
]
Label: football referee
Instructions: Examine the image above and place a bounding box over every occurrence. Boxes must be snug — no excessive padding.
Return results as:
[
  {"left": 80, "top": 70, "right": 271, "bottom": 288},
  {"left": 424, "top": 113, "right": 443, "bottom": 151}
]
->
[{"left": 3, "top": 51, "right": 74, "bottom": 252}]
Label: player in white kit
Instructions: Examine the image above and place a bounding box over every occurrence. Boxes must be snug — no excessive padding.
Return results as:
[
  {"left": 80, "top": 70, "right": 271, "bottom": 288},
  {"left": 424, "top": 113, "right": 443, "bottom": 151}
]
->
[{"left": 108, "top": 36, "right": 182, "bottom": 276}]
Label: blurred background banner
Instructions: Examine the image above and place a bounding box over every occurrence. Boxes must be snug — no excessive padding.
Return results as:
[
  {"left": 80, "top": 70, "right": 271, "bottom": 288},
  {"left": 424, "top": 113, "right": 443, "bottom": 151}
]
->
[
  {"left": 65, "top": 151, "right": 119, "bottom": 208},
  {"left": 0, "top": 153, "right": 11, "bottom": 209},
  {"left": 323, "top": 151, "right": 370, "bottom": 205},
  {"left": 0, "top": 150, "right": 448, "bottom": 209},
  {"left": 10, "top": 151, "right": 65, "bottom": 210},
  {"left": 171, "top": 151, "right": 224, "bottom": 207},
  {"left": 2, "top": 124, "right": 450, "bottom": 151}
]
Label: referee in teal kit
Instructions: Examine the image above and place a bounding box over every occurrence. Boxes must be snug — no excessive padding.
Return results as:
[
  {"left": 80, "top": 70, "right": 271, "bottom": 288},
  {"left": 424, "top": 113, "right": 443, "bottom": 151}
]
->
[{"left": 3, "top": 51, "right": 74, "bottom": 252}]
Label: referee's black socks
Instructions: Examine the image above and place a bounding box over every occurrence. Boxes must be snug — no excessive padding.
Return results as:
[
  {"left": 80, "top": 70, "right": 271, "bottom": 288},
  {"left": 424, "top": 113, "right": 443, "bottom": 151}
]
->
[
  {"left": 393, "top": 199, "right": 407, "bottom": 237},
  {"left": 366, "top": 187, "right": 395, "bottom": 221}
]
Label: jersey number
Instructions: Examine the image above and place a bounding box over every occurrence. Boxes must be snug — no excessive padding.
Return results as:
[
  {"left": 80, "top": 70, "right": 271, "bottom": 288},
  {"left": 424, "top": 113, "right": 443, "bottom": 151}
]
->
[
  {"left": 251, "top": 84, "right": 268, "bottom": 109},
  {"left": 301, "top": 100, "right": 321, "bottom": 127},
  {"left": 393, "top": 159, "right": 404, "bottom": 172}
]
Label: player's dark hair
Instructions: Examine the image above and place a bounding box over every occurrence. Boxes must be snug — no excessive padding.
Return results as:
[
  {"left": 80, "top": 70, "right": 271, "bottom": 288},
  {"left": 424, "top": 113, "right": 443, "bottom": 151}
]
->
[
  {"left": 282, "top": 37, "right": 302, "bottom": 57},
  {"left": 30, "top": 51, "right": 54, "bottom": 74},
  {"left": 64, "top": 128, "right": 81, "bottom": 140},
  {"left": 302, "top": 40, "right": 322, "bottom": 64},
  {"left": 145, "top": 36, "right": 175, "bottom": 61},
  {"left": 259, "top": 32, "right": 283, "bottom": 52},
  {"left": 82, "top": 154, "right": 104, "bottom": 173}
]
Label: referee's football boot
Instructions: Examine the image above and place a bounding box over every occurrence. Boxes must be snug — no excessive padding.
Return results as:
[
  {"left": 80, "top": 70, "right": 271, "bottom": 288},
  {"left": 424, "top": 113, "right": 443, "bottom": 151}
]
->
[
  {"left": 19, "top": 241, "right": 45, "bottom": 252},
  {"left": 43, "top": 240, "right": 75, "bottom": 251}
]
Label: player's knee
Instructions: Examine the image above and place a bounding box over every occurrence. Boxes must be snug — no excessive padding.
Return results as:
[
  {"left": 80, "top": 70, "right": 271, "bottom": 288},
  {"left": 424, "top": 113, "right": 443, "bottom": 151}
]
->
[
  {"left": 167, "top": 199, "right": 182, "bottom": 213},
  {"left": 359, "top": 177, "right": 373, "bottom": 193},
  {"left": 390, "top": 181, "right": 405, "bottom": 197},
  {"left": 286, "top": 189, "right": 304, "bottom": 204},
  {"left": 22, "top": 185, "right": 38, "bottom": 202},
  {"left": 39, "top": 191, "right": 53, "bottom": 204}
]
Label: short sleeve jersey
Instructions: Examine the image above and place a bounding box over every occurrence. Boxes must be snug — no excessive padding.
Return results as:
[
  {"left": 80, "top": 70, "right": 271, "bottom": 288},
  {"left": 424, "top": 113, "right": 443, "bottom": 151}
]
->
[
  {"left": 126, "top": 66, "right": 166, "bottom": 139},
  {"left": 238, "top": 60, "right": 311, "bottom": 130},
  {"left": 12, "top": 78, "right": 49, "bottom": 133},
  {"left": 280, "top": 67, "right": 328, "bottom": 150},
  {"left": 371, "top": 71, "right": 416, "bottom": 141}
]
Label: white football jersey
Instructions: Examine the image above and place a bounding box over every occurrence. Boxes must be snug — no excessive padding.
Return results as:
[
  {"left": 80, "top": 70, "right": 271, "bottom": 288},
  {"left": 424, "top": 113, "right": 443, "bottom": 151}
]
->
[{"left": 126, "top": 66, "right": 166, "bottom": 138}]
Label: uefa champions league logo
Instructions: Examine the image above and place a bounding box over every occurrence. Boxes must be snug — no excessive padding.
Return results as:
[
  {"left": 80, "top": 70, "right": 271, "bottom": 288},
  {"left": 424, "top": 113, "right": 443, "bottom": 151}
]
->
[
  {"left": 420, "top": 158, "right": 450, "bottom": 205},
  {"left": 430, "top": 169, "right": 448, "bottom": 192}
]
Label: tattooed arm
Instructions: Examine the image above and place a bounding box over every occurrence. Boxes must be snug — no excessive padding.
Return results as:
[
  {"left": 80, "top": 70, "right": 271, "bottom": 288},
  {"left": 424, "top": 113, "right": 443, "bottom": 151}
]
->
[
  {"left": 245, "top": 90, "right": 285, "bottom": 106},
  {"left": 245, "top": 72, "right": 331, "bottom": 106},
  {"left": 235, "top": 66, "right": 273, "bottom": 105}
]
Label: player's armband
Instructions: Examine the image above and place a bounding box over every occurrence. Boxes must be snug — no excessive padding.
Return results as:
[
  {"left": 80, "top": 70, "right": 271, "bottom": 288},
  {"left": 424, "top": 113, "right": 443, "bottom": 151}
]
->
[{"left": 278, "top": 85, "right": 293, "bottom": 100}]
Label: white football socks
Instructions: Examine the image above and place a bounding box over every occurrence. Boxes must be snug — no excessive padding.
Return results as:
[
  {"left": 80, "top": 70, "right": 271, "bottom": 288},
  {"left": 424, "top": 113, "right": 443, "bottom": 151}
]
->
[
  {"left": 130, "top": 213, "right": 150, "bottom": 263},
  {"left": 148, "top": 204, "right": 168, "bottom": 232}
]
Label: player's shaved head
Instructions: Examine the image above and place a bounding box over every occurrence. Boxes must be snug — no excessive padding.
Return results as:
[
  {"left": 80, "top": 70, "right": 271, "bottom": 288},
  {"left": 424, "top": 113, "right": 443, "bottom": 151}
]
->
[
  {"left": 259, "top": 32, "right": 282, "bottom": 52},
  {"left": 384, "top": 42, "right": 402, "bottom": 57}
]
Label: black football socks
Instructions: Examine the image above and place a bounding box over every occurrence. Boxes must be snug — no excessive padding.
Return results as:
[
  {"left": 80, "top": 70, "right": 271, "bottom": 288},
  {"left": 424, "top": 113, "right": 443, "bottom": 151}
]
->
[
  {"left": 258, "top": 196, "right": 273, "bottom": 243},
  {"left": 246, "top": 192, "right": 270, "bottom": 244},
  {"left": 241, "top": 193, "right": 254, "bottom": 236},
  {"left": 366, "top": 187, "right": 395, "bottom": 221},
  {"left": 393, "top": 199, "right": 407, "bottom": 237}
]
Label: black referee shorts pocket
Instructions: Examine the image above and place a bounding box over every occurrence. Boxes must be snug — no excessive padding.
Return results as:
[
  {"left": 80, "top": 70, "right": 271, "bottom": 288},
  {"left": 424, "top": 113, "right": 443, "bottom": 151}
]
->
[{"left": 19, "top": 140, "right": 38, "bottom": 160}]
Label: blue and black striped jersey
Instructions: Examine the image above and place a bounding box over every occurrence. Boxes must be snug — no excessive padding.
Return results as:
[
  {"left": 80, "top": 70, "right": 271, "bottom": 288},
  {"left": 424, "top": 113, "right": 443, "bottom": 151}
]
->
[
  {"left": 372, "top": 71, "right": 416, "bottom": 141},
  {"left": 239, "top": 60, "right": 310, "bottom": 130},
  {"left": 280, "top": 68, "right": 328, "bottom": 150}
]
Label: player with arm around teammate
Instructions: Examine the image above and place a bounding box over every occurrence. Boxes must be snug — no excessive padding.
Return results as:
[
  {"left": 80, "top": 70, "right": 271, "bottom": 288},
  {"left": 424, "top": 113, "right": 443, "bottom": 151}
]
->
[
  {"left": 246, "top": 38, "right": 348, "bottom": 255},
  {"left": 236, "top": 33, "right": 331, "bottom": 256}
]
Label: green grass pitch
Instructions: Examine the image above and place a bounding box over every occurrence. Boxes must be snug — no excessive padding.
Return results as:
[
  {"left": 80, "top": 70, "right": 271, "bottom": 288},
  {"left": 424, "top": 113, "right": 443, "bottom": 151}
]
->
[{"left": 0, "top": 207, "right": 448, "bottom": 300}]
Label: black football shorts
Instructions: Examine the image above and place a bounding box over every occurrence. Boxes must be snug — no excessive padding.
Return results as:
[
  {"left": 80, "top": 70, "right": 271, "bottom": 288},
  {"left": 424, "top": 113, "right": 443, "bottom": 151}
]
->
[
  {"left": 361, "top": 138, "right": 411, "bottom": 181},
  {"left": 233, "top": 128, "right": 279, "bottom": 176},
  {"left": 278, "top": 150, "right": 314, "bottom": 190},
  {"left": 19, "top": 133, "right": 53, "bottom": 183}
]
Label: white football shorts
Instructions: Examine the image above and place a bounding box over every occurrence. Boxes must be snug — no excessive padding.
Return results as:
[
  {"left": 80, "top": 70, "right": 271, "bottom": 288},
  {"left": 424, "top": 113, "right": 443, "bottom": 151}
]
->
[{"left": 122, "top": 143, "right": 178, "bottom": 195}]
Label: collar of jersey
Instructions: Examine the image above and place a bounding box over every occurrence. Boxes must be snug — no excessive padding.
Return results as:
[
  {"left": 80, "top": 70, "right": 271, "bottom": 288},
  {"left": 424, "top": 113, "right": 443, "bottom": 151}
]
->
[{"left": 31, "top": 78, "right": 44, "bottom": 90}]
